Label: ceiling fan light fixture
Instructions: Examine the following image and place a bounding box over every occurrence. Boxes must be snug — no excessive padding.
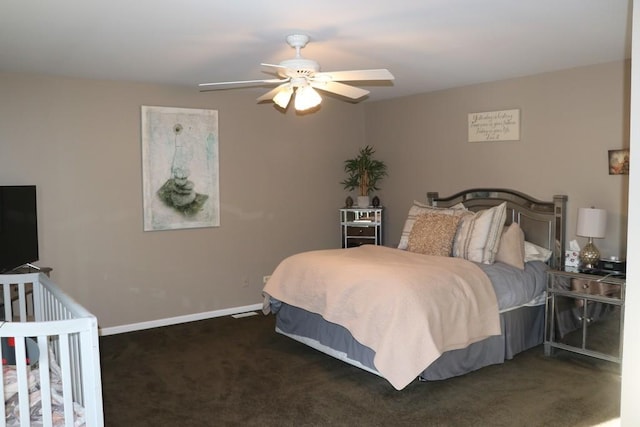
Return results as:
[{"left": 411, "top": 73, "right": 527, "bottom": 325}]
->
[
  {"left": 273, "top": 85, "right": 294, "bottom": 109},
  {"left": 294, "top": 86, "right": 322, "bottom": 111}
]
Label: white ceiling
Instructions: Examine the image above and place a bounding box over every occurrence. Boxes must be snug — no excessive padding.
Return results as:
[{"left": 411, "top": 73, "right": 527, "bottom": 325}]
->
[{"left": 0, "top": 0, "right": 631, "bottom": 102}]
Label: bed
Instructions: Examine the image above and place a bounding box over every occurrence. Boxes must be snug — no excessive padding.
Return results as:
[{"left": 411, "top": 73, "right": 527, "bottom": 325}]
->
[
  {"left": 0, "top": 272, "right": 103, "bottom": 426},
  {"left": 263, "top": 188, "right": 567, "bottom": 390}
]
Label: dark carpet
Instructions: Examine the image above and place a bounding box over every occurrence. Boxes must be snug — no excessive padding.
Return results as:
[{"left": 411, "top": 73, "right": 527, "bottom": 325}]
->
[{"left": 100, "top": 314, "right": 620, "bottom": 426}]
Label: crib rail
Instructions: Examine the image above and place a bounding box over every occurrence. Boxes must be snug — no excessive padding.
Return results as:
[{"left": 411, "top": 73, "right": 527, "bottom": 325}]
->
[{"left": 0, "top": 273, "right": 103, "bottom": 427}]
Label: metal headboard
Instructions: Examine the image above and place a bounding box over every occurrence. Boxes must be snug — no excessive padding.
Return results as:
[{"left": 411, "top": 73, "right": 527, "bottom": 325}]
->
[{"left": 426, "top": 188, "right": 567, "bottom": 269}]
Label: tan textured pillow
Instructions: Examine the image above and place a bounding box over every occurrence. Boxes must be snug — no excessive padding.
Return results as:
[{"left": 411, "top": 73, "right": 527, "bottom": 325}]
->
[
  {"left": 407, "top": 213, "right": 462, "bottom": 256},
  {"left": 398, "top": 201, "right": 467, "bottom": 250},
  {"left": 452, "top": 202, "right": 507, "bottom": 264},
  {"left": 495, "top": 223, "right": 525, "bottom": 269}
]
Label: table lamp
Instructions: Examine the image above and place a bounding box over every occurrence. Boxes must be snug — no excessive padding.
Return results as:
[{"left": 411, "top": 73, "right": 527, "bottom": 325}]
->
[{"left": 576, "top": 207, "right": 607, "bottom": 271}]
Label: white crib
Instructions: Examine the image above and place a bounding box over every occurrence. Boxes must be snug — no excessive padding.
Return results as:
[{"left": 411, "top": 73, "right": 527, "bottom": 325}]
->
[{"left": 0, "top": 273, "right": 103, "bottom": 427}]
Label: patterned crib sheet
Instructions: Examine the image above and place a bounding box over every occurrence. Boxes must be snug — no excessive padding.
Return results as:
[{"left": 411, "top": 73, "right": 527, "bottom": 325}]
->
[{"left": 4, "top": 352, "right": 86, "bottom": 427}]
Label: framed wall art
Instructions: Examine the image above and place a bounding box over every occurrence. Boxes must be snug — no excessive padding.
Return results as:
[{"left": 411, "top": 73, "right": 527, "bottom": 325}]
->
[
  {"left": 468, "top": 109, "right": 520, "bottom": 142},
  {"left": 608, "top": 148, "right": 630, "bottom": 175},
  {"left": 141, "top": 106, "right": 220, "bottom": 231}
]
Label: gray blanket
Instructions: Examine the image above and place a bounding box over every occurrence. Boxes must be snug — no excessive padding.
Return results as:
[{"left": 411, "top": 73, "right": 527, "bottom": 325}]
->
[{"left": 477, "top": 260, "right": 548, "bottom": 310}]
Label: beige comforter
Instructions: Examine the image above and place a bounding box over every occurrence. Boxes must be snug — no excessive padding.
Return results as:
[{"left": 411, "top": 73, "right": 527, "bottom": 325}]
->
[{"left": 262, "top": 245, "right": 501, "bottom": 390}]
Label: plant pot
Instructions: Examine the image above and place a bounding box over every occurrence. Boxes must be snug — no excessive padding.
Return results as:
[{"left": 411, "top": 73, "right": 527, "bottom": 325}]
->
[{"left": 357, "top": 196, "right": 370, "bottom": 208}]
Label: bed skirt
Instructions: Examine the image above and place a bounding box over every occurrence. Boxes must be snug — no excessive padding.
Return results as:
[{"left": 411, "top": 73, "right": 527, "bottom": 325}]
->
[{"left": 274, "top": 302, "right": 544, "bottom": 383}]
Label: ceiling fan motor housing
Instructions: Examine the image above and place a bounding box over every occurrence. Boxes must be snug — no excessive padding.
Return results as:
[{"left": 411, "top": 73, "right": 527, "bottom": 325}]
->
[{"left": 277, "top": 58, "right": 320, "bottom": 78}]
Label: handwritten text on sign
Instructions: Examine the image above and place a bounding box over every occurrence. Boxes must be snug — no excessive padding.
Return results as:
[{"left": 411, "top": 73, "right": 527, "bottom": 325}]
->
[{"left": 468, "top": 109, "right": 520, "bottom": 142}]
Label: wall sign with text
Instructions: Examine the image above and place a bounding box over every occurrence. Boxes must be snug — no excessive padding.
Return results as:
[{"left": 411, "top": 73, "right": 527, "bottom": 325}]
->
[{"left": 467, "top": 109, "right": 520, "bottom": 142}]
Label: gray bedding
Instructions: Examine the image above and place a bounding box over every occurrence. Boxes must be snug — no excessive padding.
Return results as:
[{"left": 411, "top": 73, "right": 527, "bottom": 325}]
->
[
  {"left": 476, "top": 260, "right": 548, "bottom": 311},
  {"left": 270, "top": 260, "right": 548, "bottom": 383}
]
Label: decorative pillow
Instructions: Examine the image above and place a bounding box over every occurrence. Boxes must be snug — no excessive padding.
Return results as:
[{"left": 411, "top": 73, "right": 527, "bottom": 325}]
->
[
  {"left": 406, "top": 213, "right": 462, "bottom": 257},
  {"left": 398, "top": 201, "right": 467, "bottom": 250},
  {"left": 495, "top": 223, "right": 525, "bottom": 269},
  {"left": 524, "top": 241, "right": 553, "bottom": 263},
  {"left": 452, "top": 202, "right": 507, "bottom": 264}
]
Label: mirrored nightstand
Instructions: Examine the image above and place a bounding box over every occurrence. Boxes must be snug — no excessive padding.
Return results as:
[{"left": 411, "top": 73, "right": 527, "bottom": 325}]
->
[
  {"left": 340, "top": 208, "right": 382, "bottom": 248},
  {"left": 544, "top": 268, "right": 625, "bottom": 363}
]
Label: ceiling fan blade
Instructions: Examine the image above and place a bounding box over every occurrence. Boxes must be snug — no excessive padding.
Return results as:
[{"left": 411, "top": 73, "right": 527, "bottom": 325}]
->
[
  {"left": 310, "top": 81, "right": 370, "bottom": 99},
  {"left": 261, "top": 63, "right": 288, "bottom": 70},
  {"left": 256, "top": 83, "right": 290, "bottom": 102},
  {"left": 198, "top": 78, "right": 286, "bottom": 89},
  {"left": 313, "top": 69, "right": 394, "bottom": 82}
]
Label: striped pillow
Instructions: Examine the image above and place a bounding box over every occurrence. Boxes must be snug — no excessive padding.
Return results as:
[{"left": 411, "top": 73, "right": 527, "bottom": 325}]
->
[
  {"left": 452, "top": 202, "right": 507, "bottom": 264},
  {"left": 397, "top": 201, "right": 467, "bottom": 250}
]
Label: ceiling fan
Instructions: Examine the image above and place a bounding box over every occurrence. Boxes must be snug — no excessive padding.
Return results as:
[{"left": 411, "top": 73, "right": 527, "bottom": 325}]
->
[{"left": 198, "top": 34, "right": 395, "bottom": 111}]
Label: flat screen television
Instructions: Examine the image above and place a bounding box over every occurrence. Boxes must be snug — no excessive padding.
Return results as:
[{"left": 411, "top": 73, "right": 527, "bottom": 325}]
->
[{"left": 0, "top": 186, "right": 39, "bottom": 273}]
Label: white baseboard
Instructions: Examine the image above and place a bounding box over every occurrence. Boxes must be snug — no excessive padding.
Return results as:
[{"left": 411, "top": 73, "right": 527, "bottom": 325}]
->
[{"left": 99, "top": 303, "right": 263, "bottom": 336}]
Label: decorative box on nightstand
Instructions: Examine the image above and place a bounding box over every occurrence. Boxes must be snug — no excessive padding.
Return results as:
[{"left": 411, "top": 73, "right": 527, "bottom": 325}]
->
[
  {"left": 544, "top": 268, "right": 625, "bottom": 363},
  {"left": 340, "top": 208, "right": 382, "bottom": 248}
]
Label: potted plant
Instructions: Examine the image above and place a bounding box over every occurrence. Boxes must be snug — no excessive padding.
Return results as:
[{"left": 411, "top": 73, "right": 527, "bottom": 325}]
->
[{"left": 341, "top": 145, "right": 387, "bottom": 207}]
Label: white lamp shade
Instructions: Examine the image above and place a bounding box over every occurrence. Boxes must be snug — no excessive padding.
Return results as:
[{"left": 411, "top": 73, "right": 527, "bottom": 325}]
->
[
  {"left": 294, "top": 86, "right": 322, "bottom": 111},
  {"left": 576, "top": 207, "right": 607, "bottom": 238},
  {"left": 273, "top": 86, "right": 293, "bottom": 109}
]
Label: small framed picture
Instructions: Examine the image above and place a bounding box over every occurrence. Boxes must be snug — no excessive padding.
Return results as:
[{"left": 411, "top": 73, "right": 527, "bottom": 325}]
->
[{"left": 608, "top": 149, "right": 630, "bottom": 175}]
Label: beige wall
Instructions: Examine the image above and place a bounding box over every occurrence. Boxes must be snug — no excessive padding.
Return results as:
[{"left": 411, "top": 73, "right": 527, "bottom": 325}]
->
[
  {"left": 0, "top": 60, "right": 630, "bottom": 329},
  {"left": 0, "top": 73, "right": 364, "bottom": 328},
  {"left": 366, "top": 60, "right": 630, "bottom": 259}
]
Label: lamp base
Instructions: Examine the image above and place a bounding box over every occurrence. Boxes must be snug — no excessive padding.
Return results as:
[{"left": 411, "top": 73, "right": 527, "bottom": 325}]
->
[{"left": 579, "top": 238, "right": 600, "bottom": 271}]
